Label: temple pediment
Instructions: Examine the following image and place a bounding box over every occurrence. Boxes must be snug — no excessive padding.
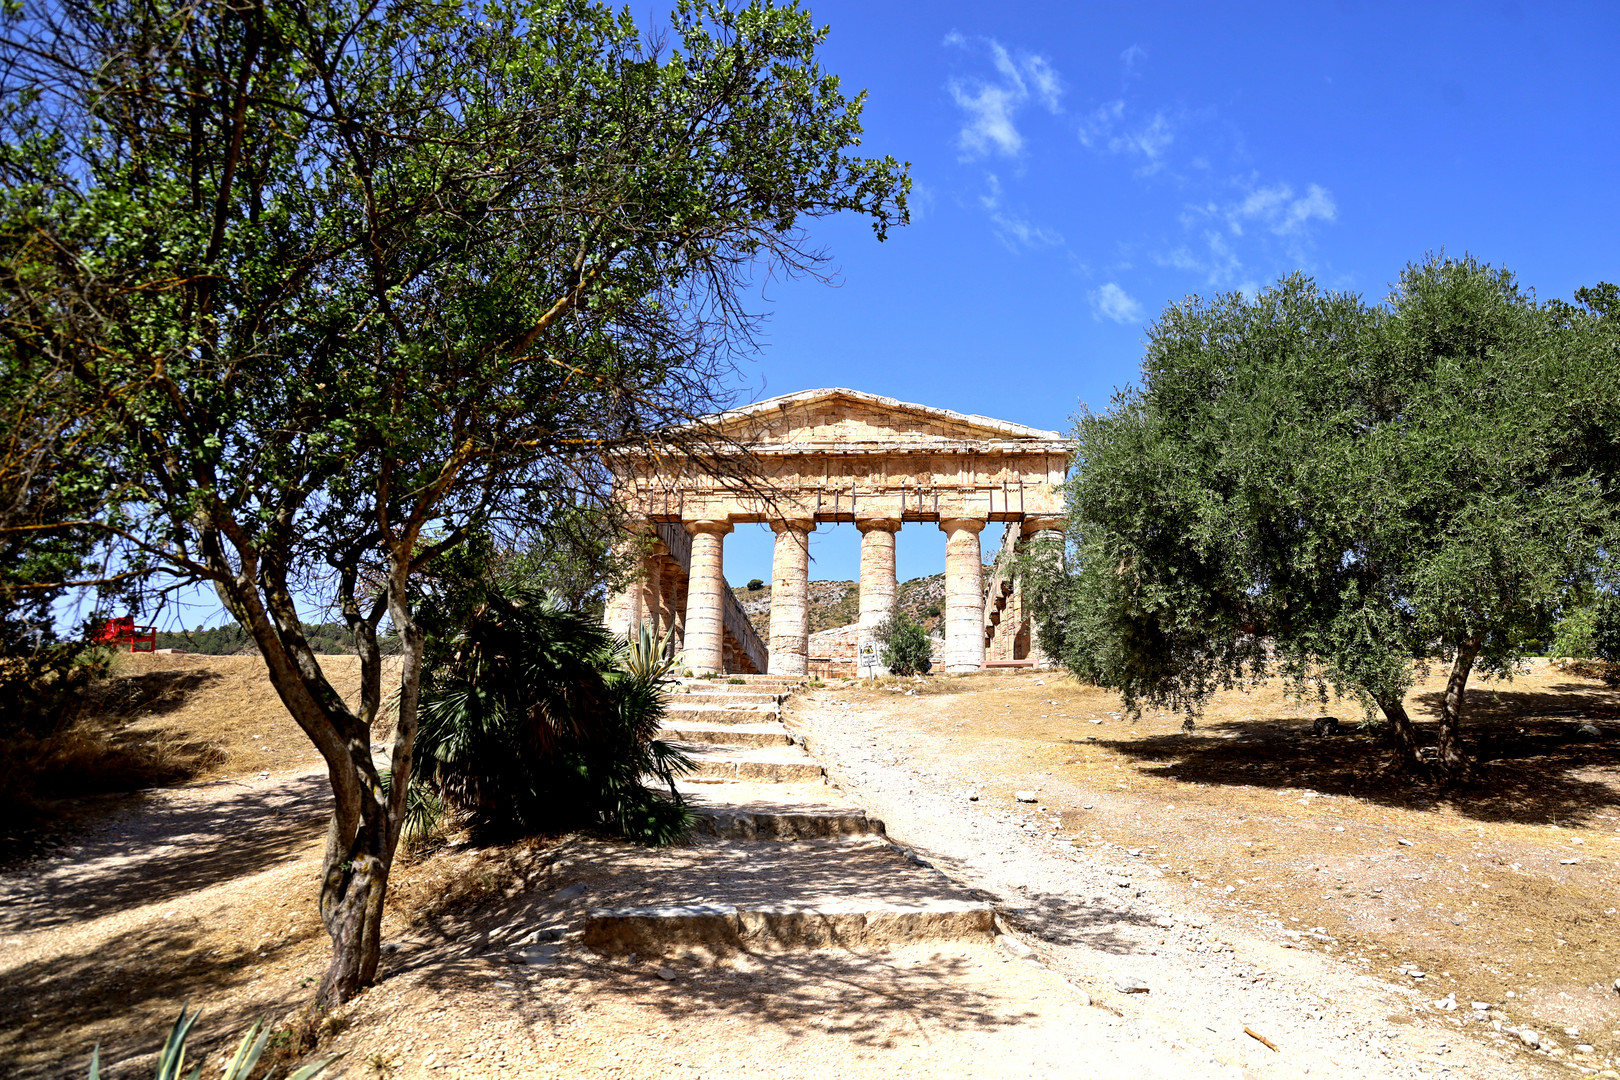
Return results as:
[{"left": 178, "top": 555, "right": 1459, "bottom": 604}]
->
[{"left": 697, "top": 388, "right": 1063, "bottom": 450}]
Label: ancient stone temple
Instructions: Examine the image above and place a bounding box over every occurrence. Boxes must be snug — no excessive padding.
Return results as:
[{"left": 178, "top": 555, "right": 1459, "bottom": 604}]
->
[{"left": 603, "top": 389, "right": 1069, "bottom": 675}]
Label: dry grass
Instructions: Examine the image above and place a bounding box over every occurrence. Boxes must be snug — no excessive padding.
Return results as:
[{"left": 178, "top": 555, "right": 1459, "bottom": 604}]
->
[
  {"left": 830, "top": 660, "right": 1620, "bottom": 1057},
  {"left": 0, "top": 652, "right": 399, "bottom": 863}
]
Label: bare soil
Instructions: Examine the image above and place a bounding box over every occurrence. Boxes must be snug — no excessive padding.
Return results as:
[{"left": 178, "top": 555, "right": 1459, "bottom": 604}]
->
[
  {"left": 6, "top": 653, "right": 1618, "bottom": 1079},
  {"left": 788, "top": 662, "right": 1620, "bottom": 1076}
]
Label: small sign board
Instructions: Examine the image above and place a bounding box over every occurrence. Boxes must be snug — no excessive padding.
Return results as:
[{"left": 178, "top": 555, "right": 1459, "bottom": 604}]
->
[{"left": 857, "top": 642, "right": 878, "bottom": 673}]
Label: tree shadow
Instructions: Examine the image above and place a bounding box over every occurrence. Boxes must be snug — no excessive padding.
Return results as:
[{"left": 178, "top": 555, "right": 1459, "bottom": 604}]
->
[
  {"left": 1090, "top": 684, "right": 1620, "bottom": 827},
  {"left": 0, "top": 772, "right": 330, "bottom": 935},
  {"left": 0, "top": 902, "right": 321, "bottom": 1079}
]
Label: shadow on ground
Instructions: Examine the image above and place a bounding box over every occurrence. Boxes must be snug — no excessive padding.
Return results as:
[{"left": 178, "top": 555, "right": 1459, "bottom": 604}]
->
[
  {"left": 1088, "top": 682, "right": 1620, "bottom": 827},
  {"left": 0, "top": 902, "right": 322, "bottom": 1079},
  {"left": 0, "top": 772, "right": 330, "bottom": 934}
]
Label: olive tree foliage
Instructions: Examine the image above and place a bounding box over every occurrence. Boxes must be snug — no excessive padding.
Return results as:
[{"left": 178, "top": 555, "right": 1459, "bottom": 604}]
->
[
  {"left": 1031, "top": 259, "right": 1618, "bottom": 781},
  {"left": 0, "top": 0, "right": 907, "bottom": 1006}
]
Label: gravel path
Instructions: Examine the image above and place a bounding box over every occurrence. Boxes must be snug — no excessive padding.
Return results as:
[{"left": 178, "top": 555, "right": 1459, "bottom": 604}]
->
[{"left": 788, "top": 687, "right": 1559, "bottom": 1080}]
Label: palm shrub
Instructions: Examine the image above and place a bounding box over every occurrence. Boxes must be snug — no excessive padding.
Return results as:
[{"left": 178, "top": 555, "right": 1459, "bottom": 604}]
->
[
  {"left": 876, "top": 611, "right": 933, "bottom": 676},
  {"left": 412, "top": 590, "right": 693, "bottom": 843}
]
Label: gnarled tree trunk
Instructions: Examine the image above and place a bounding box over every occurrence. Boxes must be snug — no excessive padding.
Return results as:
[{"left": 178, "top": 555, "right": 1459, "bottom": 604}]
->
[{"left": 1435, "top": 641, "right": 1479, "bottom": 784}]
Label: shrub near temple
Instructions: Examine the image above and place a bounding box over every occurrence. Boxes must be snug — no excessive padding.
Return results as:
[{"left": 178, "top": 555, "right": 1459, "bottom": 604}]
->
[{"left": 877, "top": 611, "right": 933, "bottom": 676}]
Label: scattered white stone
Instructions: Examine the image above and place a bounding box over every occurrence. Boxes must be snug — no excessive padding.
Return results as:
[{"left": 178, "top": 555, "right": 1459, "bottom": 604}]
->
[
  {"left": 1518, "top": 1028, "right": 1540, "bottom": 1048},
  {"left": 1114, "top": 976, "right": 1150, "bottom": 994},
  {"left": 1397, "top": 838, "right": 1415, "bottom": 846},
  {"left": 1577, "top": 1044, "right": 1595, "bottom": 1053},
  {"left": 1082, "top": 803, "right": 1094, "bottom": 809},
  {"left": 1577, "top": 723, "right": 1602, "bottom": 738},
  {"left": 996, "top": 934, "right": 1034, "bottom": 959},
  {"left": 1127, "top": 848, "right": 1142, "bottom": 856},
  {"left": 967, "top": 789, "right": 980, "bottom": 801},
  {"left": 1559, "top": 858, "right": 1580, "bottom": 865},
  {"left": 1471, "top": 1002, "right": 1491, "bottom": 1011},
  {"left": 657, "top": 967, "right": 677, "bottom": 981},
  {"left": 1113, "top": 877, "right": 1132, "bottom": 888},
  {"left": 1090, "top": 718, "right": 1104, "bottom": 725},
  {"left": 1433, "top": 994, "right": 1457, "bottom": 1011},
  {"left": 1565, "top": 1027, "right": 1580, "bottom": 1037},
  {"left": 1155, "top": 916, "right": 1177, "bottom": 929},
  {"left": 1016, "top": 790, "right": 1039, "bottom": 803}
]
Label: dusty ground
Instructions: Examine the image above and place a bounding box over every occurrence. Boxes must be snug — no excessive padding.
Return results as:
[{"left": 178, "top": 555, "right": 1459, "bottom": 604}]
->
[
  {"left": 787, "top": 662, "right": 1620, "bottom": 1077},
  {"left": 5, "top": 654, "right": 1618, "bottom": 1078}
]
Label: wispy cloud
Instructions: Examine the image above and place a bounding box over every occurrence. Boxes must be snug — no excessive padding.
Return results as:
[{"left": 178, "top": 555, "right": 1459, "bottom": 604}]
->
[
  {"left": 945, "top": 34, "right": 1063, "bottom": 160},
  {"left": 1160, "top": 179, "right": 1338, "bottom": 290},
  {"left": 1077, "top": 100, "right": 1176, "bottom": 173},
  {"left": 1091, "top": 282, "right": 1144, "bottom": 324},
  {"left": 980, "top": 174, "right": 1062, "bottom": 251},
  {"left": 1225, "top": 182, "right": 1337, "bottom": 236},
  {"left": 1120, "top": 44, "right": 1147, "bottom": 78}
]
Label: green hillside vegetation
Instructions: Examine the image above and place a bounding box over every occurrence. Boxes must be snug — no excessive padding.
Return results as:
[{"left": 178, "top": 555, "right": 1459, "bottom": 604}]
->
[{"left": 154, "top": 623, "right": 401, "bottom": 656}]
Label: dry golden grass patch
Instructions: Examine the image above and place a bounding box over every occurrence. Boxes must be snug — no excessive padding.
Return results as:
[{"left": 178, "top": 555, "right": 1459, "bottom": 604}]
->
[{"left": 835, "top": 663, "right": 1620, "bottom": 1053}]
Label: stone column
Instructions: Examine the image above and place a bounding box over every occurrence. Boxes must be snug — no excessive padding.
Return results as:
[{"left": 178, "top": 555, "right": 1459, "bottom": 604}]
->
[
  {"left": 682, "top": 520, "right": 732, "bottom": 675},
  {"left": 857, "top": 518, "right": 900, "bottom": 674},
  {"left": 603, "top": 533, "right": 646, "bottom": 638},
  {"left": 940, "top": 517, "right": 986, "bottom": 673},
  {"left": 638, "top": 548, "right": 664, "bottom": 638},
  {"left": 1021, "top": 516, "right": 1065, "bottom": 668},
  {"left": 768, "top": 519, "right": 814, "bottom": 675}
]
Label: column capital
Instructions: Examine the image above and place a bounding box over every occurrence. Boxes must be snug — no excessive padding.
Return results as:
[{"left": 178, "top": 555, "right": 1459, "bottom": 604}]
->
[
  {"left": 1020, "top": 515, "right": 1064, "bottom": 534},
  {"left": 685, "top": 518, "right": 734, "bottom": 537},
  {"left": 938, "top": 517, "right": 986, "bottom": 535},
  {"left": 856, "top": 517, "right": 901, "bottom": 534},
  {"left": 769, "top": 518, "right": 816, "bottom": 535}
]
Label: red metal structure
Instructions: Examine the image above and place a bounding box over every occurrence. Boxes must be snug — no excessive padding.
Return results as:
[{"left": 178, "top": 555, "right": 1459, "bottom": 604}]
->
[{"left": 95, "top": 616, "right": 157, "bottom": 653}]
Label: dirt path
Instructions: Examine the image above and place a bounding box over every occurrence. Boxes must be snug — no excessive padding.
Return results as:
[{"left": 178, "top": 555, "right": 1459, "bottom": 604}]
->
[
  {"left": 7, "top": 657, "right": 1614, "bottom": 1079},
  {"left": 787, "top": 677, "right": 1608, "bottom": 1080}
]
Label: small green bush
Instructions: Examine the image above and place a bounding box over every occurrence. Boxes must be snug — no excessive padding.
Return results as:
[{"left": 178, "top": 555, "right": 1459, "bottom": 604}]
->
[
  {"left": 746, "top": 578, "right": 765, "bottom": 591},
  {"left": 875, "top": 612, "right": 932, "bottom": 676}
]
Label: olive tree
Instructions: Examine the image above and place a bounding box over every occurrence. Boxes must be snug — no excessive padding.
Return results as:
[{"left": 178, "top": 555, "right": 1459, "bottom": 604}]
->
[
  {"left": 1034, "top": 259, "right": 1616, "bottom": 781},
  {"left": 0, "top": 0, "right": 907, "bottom": 1004}
]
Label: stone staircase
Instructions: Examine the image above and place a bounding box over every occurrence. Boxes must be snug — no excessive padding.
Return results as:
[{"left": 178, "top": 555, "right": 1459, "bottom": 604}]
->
[{"left": 579, "top": 673, "right": 994, "bottom": 956}]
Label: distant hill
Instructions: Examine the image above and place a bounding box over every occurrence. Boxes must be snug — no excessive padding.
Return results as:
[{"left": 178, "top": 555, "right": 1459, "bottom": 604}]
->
[
  {"left": 153, "top": 621, "right": 401, "bottom": 656},
  {"left": 735, "top": 572, "right": 950, "bottom": 639}
]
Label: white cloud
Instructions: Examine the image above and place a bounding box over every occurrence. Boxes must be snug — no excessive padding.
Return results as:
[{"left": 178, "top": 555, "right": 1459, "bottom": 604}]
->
[
  {"left": 1077, "top": 100, "right": 1175, "bottom": 172},
  {"left": 1120, "top": 44, "right": 1147, "bottom": 76},
  {"left": 946, "top": 35, "right": 1063, "bottom": 160},
  {"left": 1091, "top": 282, "right": 1144, "bottom": 324},
  {"left": 1157, "top": 180, "right": 1338, "bottom": 289},
  {"left": 980, "top": 174, "right": 1062, "bottom": 251},
  {"left": 1226, "top": 182, "right": 1337, "bottom": 237}
]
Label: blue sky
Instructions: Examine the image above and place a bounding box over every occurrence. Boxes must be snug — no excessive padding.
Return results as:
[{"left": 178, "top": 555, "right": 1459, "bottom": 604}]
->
[
  {"left": 146, "top": 1, "right": 1618, "bottom": 629},
  {"left": 717, "top": 0, "right": 1620, "bottom": 587}
]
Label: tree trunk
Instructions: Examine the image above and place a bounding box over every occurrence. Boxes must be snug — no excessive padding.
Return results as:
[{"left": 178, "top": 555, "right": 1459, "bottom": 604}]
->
[
  {"left": 314, "top": 568, "right": 424, "bottom": 1010},
  {"left": 1375, "top": 692, "right": 1424, "bottom": 773},
  {"left": 210, "top": 540, "right": 422, "bottom": 1011},
  {"left": 1436, "top": 642, "right": 1479, "bottom": 784}
]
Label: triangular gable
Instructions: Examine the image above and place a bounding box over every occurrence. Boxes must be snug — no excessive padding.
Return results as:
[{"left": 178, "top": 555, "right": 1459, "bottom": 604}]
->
[{"left": 694, "top": 388, "right": 1062, "bottom": 447}]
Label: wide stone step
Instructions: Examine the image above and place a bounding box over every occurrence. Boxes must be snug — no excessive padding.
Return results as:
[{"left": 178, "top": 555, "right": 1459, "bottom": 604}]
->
[
  {"left": 664, "top": 703, "right": 781, "bottom": 725},
  {"left": 583, "top": 899, "right": 993, "bottom": 954},
  {"left": 680, "top": 744, "right": 824, "bottom": 783},
  {"left": 659, "top": 721, "right": 792, "bottom": 748},
  {"left": 668, "top": 691, "right": 784, "bottom": 707},
  {"left": 693, "top": 807, "right": 884, "bottom": 840}
]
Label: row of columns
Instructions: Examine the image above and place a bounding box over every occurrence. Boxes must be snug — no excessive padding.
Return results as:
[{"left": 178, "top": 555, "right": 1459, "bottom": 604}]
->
[
  {"left": 760, "top": 517, "right": 987, "bottom": 676},
  {"left": 614, "top": 516, "right": 1060, "bottom": 677}
]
